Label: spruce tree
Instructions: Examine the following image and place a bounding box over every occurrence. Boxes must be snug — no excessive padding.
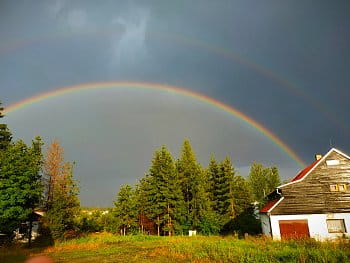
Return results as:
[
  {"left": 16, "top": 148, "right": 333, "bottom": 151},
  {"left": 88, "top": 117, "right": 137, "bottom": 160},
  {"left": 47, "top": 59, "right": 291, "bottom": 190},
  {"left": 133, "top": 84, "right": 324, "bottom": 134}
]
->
[
  {"left": 144, "top": 146, "right": 185, "bottom": 235},
  {"left": 207, "top": 155, "right": 220, "bottom": 204},
  {"left": 113, "top": 184, "right": 137, "bottom": 235},
  {"left": 177, "top": 139, "right": 212, "bottom": 232},
  {"left": 0, "top": 101, "right": 12, "bottom": 150}
]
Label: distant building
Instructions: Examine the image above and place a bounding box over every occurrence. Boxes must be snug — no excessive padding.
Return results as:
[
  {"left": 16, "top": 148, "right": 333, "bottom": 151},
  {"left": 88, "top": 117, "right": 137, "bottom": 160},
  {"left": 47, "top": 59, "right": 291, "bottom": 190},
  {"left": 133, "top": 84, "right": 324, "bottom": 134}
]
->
[
  {"left": 260, "top": 148, "right": 350, "bottom": 240},
  {"left": 14, "top": 210, "right": 44, "bottom": 242}
]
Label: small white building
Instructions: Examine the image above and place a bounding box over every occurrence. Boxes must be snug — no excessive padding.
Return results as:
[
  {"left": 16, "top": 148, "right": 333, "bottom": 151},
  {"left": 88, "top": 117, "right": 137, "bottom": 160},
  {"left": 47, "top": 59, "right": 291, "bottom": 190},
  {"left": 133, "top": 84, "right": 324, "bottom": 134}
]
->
[
  {"left": 260, "top": 148, "right": 350, "bottom": 240},
  {"left": 14, "top": 210, "right": 44, "bottom": 242}
]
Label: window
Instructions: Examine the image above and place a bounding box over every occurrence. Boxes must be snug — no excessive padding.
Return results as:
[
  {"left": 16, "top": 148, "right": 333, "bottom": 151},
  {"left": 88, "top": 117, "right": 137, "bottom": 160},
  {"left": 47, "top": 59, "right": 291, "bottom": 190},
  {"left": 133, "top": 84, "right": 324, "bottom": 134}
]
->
[
  {"left": 327, "top": 219, "right": 346, "bottom": 233},
  {"left": 330, "top": 184, "right": 338, "bottom": 192},
  {"left": 326, "top": 160, "right": 340, "bottom": 166},
  {"left": 338, "top": 184, "right": 347, "bottom": 192},
  {"left": 329, "top": 184, "right": 347, "bottom": 192}
]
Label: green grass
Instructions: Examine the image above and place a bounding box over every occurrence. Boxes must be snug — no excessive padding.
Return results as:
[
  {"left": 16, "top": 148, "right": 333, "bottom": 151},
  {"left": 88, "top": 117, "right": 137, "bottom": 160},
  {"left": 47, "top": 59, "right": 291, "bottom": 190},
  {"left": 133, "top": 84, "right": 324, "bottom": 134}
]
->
[{"left": 2, "top": 233, "right": 350, "bottom": 263}]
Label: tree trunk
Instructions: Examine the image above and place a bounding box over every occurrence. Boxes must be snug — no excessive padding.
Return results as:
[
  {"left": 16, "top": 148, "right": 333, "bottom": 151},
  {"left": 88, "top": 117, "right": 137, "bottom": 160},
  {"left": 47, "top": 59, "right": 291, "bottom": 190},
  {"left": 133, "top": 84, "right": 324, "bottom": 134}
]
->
[
  {"left": 157, "top": 216, "right": 160, "bottom": 236},
  {"left": 28, "top": 217, "right": 33, "bottom": 247},
  {"left": 167, "top": 203, "right": 171, "bottom": 237}
]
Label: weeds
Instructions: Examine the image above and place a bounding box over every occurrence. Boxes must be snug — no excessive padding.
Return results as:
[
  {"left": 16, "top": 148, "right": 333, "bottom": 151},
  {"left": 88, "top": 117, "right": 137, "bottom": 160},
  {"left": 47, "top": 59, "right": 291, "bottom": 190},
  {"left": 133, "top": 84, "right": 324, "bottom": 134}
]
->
[{"left": 2, "top": 234, "right": 350, "bottom": 263}]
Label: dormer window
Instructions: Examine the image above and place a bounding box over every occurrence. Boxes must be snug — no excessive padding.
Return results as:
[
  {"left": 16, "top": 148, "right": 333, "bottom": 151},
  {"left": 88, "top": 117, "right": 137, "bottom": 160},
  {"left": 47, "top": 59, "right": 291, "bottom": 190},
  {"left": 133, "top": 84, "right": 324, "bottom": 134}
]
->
[
  {"left": 330, "top": 185, "right": 338, "bottom": 192},
  {"left": 338, "top": 184, "right": 347, "bottom": 192}
]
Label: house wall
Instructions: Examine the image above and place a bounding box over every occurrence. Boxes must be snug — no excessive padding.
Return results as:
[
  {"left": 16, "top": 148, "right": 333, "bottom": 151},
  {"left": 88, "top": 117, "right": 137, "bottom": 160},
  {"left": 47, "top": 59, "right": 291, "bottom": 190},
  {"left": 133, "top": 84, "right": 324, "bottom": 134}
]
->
[
  {"left": 260, "top": 214, "right": 271, "bottom": 236},
  {"left": 270, "top": 213, "right": 350, "bottom": 240}
]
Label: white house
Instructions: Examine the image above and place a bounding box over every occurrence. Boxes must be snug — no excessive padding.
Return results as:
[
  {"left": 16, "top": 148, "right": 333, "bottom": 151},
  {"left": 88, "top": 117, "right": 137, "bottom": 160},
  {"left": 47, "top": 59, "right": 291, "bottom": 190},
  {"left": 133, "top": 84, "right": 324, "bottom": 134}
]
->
[{"left": 260, "top": 148, "right": 350, "bottom": 240}]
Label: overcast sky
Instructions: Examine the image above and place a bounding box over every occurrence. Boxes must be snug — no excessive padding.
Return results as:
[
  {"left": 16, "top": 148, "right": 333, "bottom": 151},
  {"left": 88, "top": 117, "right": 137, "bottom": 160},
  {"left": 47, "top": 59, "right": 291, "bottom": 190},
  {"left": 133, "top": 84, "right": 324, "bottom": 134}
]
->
[{"left": 1, "top": 1, "right": 349, "bottom": 206}]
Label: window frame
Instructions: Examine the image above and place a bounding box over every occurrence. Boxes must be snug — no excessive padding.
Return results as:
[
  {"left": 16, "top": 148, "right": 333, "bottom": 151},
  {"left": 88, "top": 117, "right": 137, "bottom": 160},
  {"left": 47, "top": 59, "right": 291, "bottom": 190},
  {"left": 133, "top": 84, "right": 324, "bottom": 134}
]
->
[
  {"left": 338, "top": 184, "right": 347, "bottom": 192},
  {"left": 330, "top": 184, "right": 338, "bottom": 192},
  {"left": 326, "top": 219, "right": 347, "bottom": 233}
]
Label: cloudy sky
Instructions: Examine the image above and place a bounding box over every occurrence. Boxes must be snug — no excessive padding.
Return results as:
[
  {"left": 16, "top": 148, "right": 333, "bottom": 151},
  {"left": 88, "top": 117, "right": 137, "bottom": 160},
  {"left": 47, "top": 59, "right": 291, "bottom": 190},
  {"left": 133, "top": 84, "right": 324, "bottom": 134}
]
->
[{"left": 1, "top": 1, "right": 349, "bottom": 206}]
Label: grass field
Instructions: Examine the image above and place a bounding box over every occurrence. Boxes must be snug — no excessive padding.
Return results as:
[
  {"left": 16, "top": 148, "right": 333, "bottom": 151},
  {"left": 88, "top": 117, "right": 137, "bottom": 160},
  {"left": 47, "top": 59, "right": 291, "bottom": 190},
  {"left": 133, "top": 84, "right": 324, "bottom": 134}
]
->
[{"left": 1, "top": 233, "right": 350, "bottom": 263}]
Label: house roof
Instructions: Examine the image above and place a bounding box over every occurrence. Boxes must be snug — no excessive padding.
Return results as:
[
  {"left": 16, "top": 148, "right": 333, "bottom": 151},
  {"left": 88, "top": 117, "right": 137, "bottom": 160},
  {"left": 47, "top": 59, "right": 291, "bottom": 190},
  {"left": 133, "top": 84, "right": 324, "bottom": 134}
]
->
[
  {"left": 279, "top": 148, "right": 350, "bottom": 188},
  {"left": 260, "top": 198, "right": 282, "bottom": 213},
  {"left": 290, "top": 159, "right": 321, "bottom": 182},
  {"left": 260, "top": 148, "right": 350, "bottom": 215}
]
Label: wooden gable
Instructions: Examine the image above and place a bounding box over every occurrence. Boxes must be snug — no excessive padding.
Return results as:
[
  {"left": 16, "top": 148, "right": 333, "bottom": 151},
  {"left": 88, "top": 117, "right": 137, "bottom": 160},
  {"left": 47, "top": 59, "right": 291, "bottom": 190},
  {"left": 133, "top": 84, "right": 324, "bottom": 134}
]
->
[{"left": 271, "top": 149, "right": 350, "bottom": 215}]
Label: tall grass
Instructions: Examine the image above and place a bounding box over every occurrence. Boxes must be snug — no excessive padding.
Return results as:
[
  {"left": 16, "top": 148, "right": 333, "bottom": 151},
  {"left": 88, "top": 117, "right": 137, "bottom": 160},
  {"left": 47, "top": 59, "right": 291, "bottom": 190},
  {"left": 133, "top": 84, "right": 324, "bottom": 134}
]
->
[
  {"left": 170, "top": 236, "right": 350, "bottom": 263},
  {"left": 2, "top": 233, "right": 350, "bottom": 262}
]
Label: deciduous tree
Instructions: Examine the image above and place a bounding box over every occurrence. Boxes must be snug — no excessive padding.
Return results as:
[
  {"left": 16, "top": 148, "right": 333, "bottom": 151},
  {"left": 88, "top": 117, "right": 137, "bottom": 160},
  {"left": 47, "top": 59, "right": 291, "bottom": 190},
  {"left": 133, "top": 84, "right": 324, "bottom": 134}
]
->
[
  {"left": 44, "top": 141, "right": 80, "bottom": 239},
  {"left": 0, "top": 137, "right": 43, "bottom": 240}
]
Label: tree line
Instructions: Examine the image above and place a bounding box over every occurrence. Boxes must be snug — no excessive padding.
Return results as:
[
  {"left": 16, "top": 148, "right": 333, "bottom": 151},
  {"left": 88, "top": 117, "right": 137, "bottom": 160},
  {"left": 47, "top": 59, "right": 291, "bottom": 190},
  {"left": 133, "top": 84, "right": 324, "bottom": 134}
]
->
[
  {"left": 111, "top": 140, "right": 281, "bottom": 236},
  {"left": 0, "top": 102, "right": 79, "bottom": 243},
  {"left": 0, "top": 100, "right": 281, "bottom": 241}
]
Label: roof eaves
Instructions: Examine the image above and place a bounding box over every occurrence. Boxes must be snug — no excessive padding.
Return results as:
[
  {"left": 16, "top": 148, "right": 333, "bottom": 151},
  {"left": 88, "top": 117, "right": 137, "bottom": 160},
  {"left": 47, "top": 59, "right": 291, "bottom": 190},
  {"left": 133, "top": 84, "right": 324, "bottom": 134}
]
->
[{"left": 267, "top": 197, "right": 284, "bottom": 213}]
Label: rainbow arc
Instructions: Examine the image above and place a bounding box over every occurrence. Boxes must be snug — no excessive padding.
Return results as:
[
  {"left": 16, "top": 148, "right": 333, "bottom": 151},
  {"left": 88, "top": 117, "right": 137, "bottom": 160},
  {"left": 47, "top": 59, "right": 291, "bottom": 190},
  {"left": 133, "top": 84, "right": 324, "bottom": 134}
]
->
[{"left": 4, "top": 82, "right": 305, "bottom": 167}]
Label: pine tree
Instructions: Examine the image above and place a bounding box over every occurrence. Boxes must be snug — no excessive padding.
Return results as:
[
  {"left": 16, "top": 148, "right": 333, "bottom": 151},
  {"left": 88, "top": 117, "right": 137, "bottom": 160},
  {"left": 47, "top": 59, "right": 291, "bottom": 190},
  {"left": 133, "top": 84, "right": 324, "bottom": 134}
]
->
[
  {"left": 113, "top": 184, "right": 137, "bottom": 236},
  {"left": 0, "top": 101, "right": 12, "bottom": 150}
]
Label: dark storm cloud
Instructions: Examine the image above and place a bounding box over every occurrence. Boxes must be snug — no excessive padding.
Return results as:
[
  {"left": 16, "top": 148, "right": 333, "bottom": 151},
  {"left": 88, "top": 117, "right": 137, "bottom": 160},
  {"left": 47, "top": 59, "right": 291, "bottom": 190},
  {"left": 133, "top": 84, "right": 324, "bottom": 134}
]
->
[{"left": 1, "top": 0, "right": 349, "bottom": 205}]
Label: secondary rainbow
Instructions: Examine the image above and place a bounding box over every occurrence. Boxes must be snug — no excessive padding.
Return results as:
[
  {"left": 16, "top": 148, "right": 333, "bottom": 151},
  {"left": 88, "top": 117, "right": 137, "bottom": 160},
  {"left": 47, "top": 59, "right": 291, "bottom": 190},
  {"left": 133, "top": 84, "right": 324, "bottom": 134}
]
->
[{"left": 4, "top": 81, "right": 306, "bottom": 167}]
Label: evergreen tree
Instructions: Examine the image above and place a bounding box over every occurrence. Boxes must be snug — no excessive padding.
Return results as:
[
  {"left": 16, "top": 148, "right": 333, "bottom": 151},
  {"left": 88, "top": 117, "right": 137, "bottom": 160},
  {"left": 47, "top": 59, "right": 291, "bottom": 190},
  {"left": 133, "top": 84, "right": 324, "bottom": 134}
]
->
[
  {"left": 177, "top": 139, "right": 212, "bottom": 232},
  {"left": 0, "top": 138, "right": 43, "bottom": 238},
  {"left": 44, "top": 141, "right": 80, "bottom": 239},
  {"left": 113, "top": 184, "right": 137, "bottom": 235},
  {"left": 207, "top": 155, "right": 220, "bottom": 204},
  {"left": 217, "top": 157, "right": 234, "bottom": 219},
  {"left": 134, "top": 180, "right": 148, "bottom": 234},
  {"left": 0, "top": 101, "right": 12, "bottom": 150},
  {"left": 143, "top": 146, "right": 185, "bottom": 236}
]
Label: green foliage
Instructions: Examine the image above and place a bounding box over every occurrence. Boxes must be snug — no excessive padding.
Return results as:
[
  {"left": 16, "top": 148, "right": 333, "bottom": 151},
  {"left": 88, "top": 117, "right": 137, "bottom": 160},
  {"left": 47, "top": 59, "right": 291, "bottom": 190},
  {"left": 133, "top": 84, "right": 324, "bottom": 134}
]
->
[
  {"left": 0, "top": 138, "right": 43, "bottom": 236},
  {"left": 0, "top": 101, "right": 12, "bottom": 150},
  {"left": 139, "top": 146, "right": 186, "bottom": 235},
  {"left": 177, "top": 139, "right": 213, "bottom": 233},
  {"left": 77, "top": 210, "right": 105, "bottom": 233},
  {"left": 109, "top": 139, "right": 258, "bottom": 236},
  {"left": 221, "top": 206, "right": 261, "bottom": 236},
  {"left": 248, "top": 162, "right": 281, "bottom": 205},
  {"left": 113, "top": 184, "right": 138, "bottom": 235}
]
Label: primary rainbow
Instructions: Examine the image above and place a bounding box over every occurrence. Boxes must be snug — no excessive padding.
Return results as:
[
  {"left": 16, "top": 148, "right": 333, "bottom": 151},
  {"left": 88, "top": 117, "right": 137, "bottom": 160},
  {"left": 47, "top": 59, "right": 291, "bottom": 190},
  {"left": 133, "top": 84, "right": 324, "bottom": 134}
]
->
[{"left": 4, "top": 81, "right": 305, "bottom": 167}]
